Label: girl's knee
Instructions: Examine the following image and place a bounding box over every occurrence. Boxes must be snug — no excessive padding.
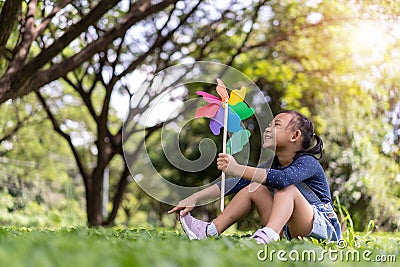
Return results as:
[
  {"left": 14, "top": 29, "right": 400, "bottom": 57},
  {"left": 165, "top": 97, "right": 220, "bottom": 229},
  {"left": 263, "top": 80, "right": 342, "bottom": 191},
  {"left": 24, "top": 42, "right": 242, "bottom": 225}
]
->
[
  {"left": 246, "top": 184, "right": 272, "bottom": 203},
  {"left": 275, "top": 184, "right": 297, "bottom": 195},
  {"left": 240, "top": 184, "right": 269, "bottom": 196},
  {"left": 247, "top": 183, "right": 269, "bottom": 194}
]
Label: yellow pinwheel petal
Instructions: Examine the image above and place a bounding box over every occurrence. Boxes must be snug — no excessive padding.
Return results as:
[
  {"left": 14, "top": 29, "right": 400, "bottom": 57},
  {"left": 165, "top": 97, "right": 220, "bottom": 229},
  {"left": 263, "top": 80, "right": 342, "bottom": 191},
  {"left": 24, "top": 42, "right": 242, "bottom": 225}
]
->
[{"left": 228, "top": 86, "right": 247, "bottom": 105}]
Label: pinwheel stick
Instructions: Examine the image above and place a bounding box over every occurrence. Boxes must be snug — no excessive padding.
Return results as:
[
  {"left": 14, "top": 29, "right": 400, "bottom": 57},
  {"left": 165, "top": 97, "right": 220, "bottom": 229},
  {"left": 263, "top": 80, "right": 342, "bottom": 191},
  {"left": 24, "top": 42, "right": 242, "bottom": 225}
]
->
[
  {"left": 220, "top": 99, "right": 229, "bottom": 212},
  {"left": 195, "top": 78, "right": 254, "bottom": 212}
]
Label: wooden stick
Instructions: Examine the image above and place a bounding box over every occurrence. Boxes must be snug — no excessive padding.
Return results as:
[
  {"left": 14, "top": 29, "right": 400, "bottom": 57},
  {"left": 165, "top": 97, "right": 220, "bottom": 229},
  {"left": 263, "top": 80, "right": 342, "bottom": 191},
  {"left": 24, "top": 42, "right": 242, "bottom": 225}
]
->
[{"left": 220, "top": 100, "right": 229, "bottom": 212}]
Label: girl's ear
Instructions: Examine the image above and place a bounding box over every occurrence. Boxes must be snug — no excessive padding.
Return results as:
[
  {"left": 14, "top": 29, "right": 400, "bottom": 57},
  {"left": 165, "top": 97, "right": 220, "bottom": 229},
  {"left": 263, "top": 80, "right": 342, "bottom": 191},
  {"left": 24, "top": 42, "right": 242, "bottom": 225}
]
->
[{"left": 290, "top": 130, "right": 302, "bottom": 143}]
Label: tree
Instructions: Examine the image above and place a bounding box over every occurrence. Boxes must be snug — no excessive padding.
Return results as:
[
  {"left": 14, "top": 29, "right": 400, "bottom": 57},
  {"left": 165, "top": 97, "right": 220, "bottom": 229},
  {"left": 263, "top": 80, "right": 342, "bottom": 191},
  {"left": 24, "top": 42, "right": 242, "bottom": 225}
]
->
[
  {"left": 0, "top": 94, "right": 86, "bottom": 227},
  {"left": 2, "top": 0, "right": 399, "bottom": 230},
  {"left": 0, "top": 99, "right": 39, "bottom": 145},
  {"left": 0, "top": 0, "right": 177, "bottom": 103},
  {"left": 1, "top": 0, "right": 268, "bottom": 226}
]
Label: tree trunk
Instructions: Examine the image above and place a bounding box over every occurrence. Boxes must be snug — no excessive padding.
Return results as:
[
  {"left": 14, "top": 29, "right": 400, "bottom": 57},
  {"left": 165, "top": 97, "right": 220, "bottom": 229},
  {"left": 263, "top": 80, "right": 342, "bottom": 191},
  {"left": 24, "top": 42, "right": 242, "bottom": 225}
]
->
[
  {"left": 86, "top": 174, "right": 104, "bottom": 226},
  {"left": 104, "top": 165, "right": 130, "bottom": 225}
]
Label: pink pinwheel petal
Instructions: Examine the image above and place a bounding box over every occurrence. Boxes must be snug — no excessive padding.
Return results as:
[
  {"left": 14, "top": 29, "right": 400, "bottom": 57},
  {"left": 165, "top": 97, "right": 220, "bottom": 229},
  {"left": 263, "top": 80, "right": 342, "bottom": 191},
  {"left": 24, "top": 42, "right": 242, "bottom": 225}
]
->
[
  {"left": 196, "top": 91, "right": 221, "bottom": 104},
  {"left": 216, "top": 78, "right": 229, "bottom": 102},
  {"left": 195, "top": 103, "right": 220, "bottom": 118}
]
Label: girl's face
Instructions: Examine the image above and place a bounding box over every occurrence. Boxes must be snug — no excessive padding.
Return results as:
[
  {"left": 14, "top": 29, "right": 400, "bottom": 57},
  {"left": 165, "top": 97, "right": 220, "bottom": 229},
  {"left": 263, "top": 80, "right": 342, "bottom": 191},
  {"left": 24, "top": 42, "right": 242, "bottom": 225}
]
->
[{"left": 263, "top": 113, "right": 297, "bottom": 150}]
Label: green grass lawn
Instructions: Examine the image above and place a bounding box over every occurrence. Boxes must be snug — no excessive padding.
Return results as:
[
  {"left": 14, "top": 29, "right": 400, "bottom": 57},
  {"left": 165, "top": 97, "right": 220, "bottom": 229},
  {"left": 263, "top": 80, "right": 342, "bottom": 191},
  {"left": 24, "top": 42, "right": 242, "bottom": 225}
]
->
[{"left": 0, "top": 226, "right": 398, "bottom": 267}]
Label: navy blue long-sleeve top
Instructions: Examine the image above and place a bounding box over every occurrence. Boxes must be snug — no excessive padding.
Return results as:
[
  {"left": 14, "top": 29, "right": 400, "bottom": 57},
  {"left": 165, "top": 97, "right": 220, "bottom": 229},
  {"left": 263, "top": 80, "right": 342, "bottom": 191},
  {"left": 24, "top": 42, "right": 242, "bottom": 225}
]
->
[{"left": 217, "top": 154, "right": 333, "bottom": 204}]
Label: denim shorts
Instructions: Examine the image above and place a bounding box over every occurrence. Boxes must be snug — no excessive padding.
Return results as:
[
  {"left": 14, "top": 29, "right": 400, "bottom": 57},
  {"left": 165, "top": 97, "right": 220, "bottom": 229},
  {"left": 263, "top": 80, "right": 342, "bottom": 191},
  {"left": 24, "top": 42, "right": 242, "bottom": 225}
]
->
[{"left": 282, "top": 182, "right": 342, "bottom": 241}]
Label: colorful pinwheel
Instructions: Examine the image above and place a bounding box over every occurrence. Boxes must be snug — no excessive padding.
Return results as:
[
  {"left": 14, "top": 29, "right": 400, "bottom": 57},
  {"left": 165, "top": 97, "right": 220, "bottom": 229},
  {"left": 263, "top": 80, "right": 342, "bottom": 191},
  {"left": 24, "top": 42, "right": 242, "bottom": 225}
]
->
[
  {"left": 195, "top": 78, "right": 255, "bottom": 211},
  {"left": 195, "top": 78, "right": 255, "bottom": 155}
]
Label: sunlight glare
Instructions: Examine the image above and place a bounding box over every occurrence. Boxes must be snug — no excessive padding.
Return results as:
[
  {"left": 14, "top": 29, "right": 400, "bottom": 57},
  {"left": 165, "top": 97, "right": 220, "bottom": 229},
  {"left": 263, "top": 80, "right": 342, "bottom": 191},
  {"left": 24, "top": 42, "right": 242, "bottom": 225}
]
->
[{"left": 348, "top": 21, "right": 390, "bottom": 64}]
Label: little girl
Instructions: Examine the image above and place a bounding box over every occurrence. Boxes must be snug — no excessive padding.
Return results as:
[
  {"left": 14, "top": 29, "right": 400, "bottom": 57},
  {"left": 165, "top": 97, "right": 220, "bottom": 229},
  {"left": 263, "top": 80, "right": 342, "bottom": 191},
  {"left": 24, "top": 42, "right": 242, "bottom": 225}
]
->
[{"left": 168, "top": 110, "right": 341, "bottom": 244}]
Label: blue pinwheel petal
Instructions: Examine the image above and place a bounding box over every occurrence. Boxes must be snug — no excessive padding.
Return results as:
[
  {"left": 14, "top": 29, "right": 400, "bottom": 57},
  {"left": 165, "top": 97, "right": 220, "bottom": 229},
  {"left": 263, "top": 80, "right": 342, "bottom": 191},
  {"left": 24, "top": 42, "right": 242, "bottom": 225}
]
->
[{"left": 209, "top": 106, "right": 243, "bottom": 135}]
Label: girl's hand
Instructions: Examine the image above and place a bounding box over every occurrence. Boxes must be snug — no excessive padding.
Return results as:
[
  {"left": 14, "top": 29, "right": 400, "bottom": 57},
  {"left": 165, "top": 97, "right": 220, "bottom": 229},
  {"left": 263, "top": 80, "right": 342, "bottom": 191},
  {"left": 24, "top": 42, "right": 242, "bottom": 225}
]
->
[
  {"left": 217, "top": 153, "right": 240, "bottom": 176},
  {"left": 168, "top": 195, "right": 198, "bottom": 216}
]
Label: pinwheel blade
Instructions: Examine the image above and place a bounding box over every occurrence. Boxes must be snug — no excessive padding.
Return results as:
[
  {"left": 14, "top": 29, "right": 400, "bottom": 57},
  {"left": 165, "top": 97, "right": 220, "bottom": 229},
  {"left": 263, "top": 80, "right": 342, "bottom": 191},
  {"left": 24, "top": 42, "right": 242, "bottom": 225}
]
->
[
  {"left": 228, "top": 86, "right": 247, "bottom": 106},
  {"left": 209, "top": 107, "right": 225, "bottom": 135},
  {"left": 230, "top": 102, "right": 255, "bottom": 120},
  {"left": 196, "top": 91, "right": 221, "bottom": 104},
  {"left": 209, "top": 106, "right": 243, "bottom": 135},
  {"left": 226, "top": 129, "right": 251, "bottom": 154},
  {"left": 195, "top": 103, "right": 220, "bottom": 118},
  {"left": 227, "top": 107, "right": 243, "bottom": 133},
  {"left": 216, "top": 78, "right": 229, "bottom": 102}
]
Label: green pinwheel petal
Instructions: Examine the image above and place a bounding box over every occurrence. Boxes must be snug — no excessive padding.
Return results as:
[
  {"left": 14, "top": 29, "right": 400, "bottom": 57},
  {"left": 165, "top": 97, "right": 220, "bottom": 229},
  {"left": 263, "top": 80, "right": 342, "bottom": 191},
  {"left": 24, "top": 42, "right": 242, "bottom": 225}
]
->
[
  {"left": 227, "top": 130, "right": 251, "bottom": 154},
  {"left": 230, "top": 102, "right": 255, "bottom": 120}
]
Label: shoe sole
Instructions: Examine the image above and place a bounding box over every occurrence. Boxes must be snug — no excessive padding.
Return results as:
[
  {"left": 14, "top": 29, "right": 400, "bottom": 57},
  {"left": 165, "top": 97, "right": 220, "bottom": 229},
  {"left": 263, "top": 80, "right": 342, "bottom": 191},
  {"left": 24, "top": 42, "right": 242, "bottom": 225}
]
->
[{"left": 179, "top": 215, "right": 198, "bottom": 240}]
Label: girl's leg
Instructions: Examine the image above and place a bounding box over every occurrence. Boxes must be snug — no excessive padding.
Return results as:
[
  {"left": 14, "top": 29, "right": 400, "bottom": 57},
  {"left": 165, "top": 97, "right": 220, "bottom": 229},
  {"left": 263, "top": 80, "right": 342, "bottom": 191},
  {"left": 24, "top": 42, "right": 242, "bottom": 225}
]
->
[
  {"left": 213, "top": 183, "right": 273, "bottom": 234},
  {"left": 249, "top": 183, "right": 274, "bottom": 226},
  {"left": 266, "top": 184, "right": 314, "bottom": 238}
]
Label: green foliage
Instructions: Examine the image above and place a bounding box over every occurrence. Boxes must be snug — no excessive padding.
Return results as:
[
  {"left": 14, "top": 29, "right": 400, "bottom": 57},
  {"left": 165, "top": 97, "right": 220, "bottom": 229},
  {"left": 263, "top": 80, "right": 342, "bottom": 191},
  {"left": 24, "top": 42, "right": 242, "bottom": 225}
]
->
[
  {"left": 1, "top": 0, "right": 399, "bottom": 231},
  {"left": 0, "top": 95, "right": 86, "bottom": 227},
  {"left": 0, "top": 227, "right": 398, "bottom": 267}
]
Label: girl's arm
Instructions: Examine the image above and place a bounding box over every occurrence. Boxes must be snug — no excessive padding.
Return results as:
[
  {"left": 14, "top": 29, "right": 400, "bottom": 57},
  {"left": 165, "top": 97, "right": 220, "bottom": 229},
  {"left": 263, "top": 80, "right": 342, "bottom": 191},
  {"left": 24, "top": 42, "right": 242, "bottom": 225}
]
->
[
  {"left": 168, "top": 175, "right": 253, "bottom": 216},
  {"left": 167, "top": 184, "right": 221, "bottom": 216},
  {"left": 169, "top": 156, "right": 274, "bottom": 216},
  {"left": 217, "top": 153, "right": 319, "bottom": 188},
  {"left": 191, "top": 184, "right": 221, "bottom": 201},
  {"left": 217, "top": 153, "right": 267, "bottom": 184}
]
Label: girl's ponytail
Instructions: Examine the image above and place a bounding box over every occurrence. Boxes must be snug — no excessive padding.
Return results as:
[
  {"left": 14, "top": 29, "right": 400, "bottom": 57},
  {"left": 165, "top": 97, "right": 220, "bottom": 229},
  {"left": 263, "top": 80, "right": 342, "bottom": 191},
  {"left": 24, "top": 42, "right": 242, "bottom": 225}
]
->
[
  {"left": 278, "top": 110, "right": 324, "bottom": 160},
  {"left": 303, "top": 134, "right": 324, "bottom": 159}
]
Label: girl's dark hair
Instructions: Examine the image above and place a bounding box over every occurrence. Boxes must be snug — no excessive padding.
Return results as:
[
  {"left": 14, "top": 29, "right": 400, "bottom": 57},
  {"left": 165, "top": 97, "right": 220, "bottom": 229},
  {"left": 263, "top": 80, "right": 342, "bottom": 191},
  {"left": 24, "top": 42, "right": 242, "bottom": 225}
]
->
[{"left": 279, "top": 110, "right": 324, "bottom": 160}]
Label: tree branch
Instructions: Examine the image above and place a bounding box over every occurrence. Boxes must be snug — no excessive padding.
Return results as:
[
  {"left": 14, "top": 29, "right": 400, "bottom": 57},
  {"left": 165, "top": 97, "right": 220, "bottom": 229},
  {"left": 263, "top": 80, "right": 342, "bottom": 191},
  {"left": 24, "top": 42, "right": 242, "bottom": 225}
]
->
[
  {"left": 88, "top": 54, "right": 107, "bottom": 96},
  {"left": 0, "top": 0, "right": 23, "bottom": 53},
  {"left": 105, "top": 119, "right": 168, "bottom": 225},
  {"left": 35, "top": 0, "right": 73, "bottom": 37},
  {"left": 116, "top": 0, "right": 202, "bottom": 80},
  {"left": 104, "top": 163, "right": 130, "bottom": 225},
  {"left": 62, "top": 75, "right": 99, "bottom": 124},
  {"left": 226, "top": 0, "right": 265, "bottom": 67},
  {"left": 35, "top": 91, "right": 89, "bottom": 185},
  {"left": 0, "top": 115, "right": 26, "bottom": 144},
  {"left": 34, "top": 0, "right": 176, "bottom": 83},
  {"left": 9, "top": 0, "right": 38, "bottom": 70},
  {"left": 22, "top": 0, "right": 120, "bottom": 74}
]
